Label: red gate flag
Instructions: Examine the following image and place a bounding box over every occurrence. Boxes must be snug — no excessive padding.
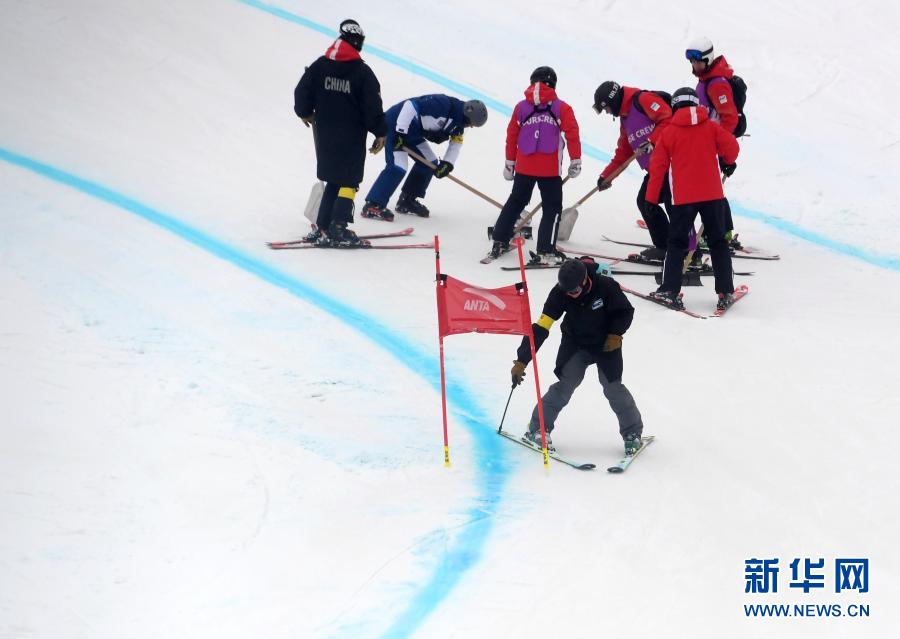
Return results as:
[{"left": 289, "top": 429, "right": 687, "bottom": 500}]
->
[
  {"left": 436, "top": 274, "right": 532, "bottom": 337},
  {"left": 434, "top": 236, "right": 548, "bottom": 468}
]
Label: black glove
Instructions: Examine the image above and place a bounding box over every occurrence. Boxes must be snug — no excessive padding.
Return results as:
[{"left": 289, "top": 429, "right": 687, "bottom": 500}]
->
[
  {"left": 719, "top": 158, "right": 737, "bottom": 178},
  {"left": 392, "top": 132, "right": 406, "bottom": 152},
  {"left": 638, "top": 140, "right": 654, "bottom": 156},
  {"left": 597, "top": 176, "right": 612, "bottom": 192},
  {"left": 434, "top": 160, "right": 454, "bottom": 179},
  {"left": 510, "top": 361, "right": 526, "bottom": 387}
]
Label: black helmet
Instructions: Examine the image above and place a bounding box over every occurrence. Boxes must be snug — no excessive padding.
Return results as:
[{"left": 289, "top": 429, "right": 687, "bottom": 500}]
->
[
  {"left": 463, "top": 100, "right": 488, "bottom": 127},
  {"left": 339, "top": 19, "right": 365, "bottom": 51},
  {"left": 530, "top": 66, "right": 557, "bottom": 89},
  {"left": 557, "top": 259, "right": 588, "bottom": 294},
  {"left": 593, "top": 81, "right": 623, "bottom": 116},
  {"left": 671, "top": 87, "right": 700, "bottom": 111}
]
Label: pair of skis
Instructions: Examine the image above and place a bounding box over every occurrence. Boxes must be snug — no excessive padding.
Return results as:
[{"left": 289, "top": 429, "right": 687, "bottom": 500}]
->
[
  {"left": 604, "top": 233, "right": 780, "bottom": 261},
  {"left": 267, "top": 227, "right": 431, "bottom": 250},
  {"left": 498, "top": 431, "right": 655, "bottom": 473},
  {"left": 621, "top": 284, "right": 750, "bottom": 319}
]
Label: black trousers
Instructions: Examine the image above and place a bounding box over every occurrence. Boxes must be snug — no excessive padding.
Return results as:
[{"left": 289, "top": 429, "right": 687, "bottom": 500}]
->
[
  {"left": 491, "top": 174, "right": 563, "bottom": 253},
  {"left": 661, "top": 199, "right": 734, "bottom": 295},
  {"left": 316, "top": 182, "right": 358, "bottom": 229},
  {"left": 637, "top": 172, "right": 672, "bottom": 249}
]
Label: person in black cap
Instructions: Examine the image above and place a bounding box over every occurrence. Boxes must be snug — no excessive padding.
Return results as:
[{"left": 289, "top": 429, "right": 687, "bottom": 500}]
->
[
  {"left": 509, "top": 258, "right": 645, "bottom": 455},
  {"left": 593, "top": 81, "right": 673, "bottom": 262},
  {"left": 294, "top": 19, "right": 387, "bottom": 246}
]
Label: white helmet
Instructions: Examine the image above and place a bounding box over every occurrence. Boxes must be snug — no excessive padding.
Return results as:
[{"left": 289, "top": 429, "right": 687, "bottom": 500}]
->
[{"left": 685, "top": 36, "right": 715, "bottom": 67}]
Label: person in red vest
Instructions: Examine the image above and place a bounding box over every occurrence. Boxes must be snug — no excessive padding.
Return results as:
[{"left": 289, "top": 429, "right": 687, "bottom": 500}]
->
[
  {"left": 686, "top": 36, "right": 746, "bottom": 250},
  {"left": 593, "top": 81, "right": 672, "bottom": 261},
  {"left": 488, "top": 66, "right": 582, "bottom": 265},
  {"left": 645, "top": 87, "right": 739, "bottom": 311}
]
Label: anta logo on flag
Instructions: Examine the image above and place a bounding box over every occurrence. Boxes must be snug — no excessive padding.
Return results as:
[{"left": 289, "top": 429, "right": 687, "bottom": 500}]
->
[{"left": 462, "top": 287, "right": 507, "bottom": 311}]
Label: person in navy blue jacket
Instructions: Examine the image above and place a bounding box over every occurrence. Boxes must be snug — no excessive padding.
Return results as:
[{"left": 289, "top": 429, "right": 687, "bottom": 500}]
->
[{"left": 362, "top": 94, "right": 488, "bottom": 219}]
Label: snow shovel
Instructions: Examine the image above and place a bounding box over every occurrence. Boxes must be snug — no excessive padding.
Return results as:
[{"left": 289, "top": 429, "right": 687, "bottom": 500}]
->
[
  {"left": 302, "top": 120, "right": 324, "bottom": 225},
  {"left": 556, "top": 151, "right": 639, "bottom": 241},
  {"left": 303, "top": 181, "right": 325, "bottom": 225}
]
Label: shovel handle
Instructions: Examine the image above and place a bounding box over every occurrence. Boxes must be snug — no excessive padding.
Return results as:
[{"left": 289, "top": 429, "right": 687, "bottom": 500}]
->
[{"left": 403, "top": 146, "right": 505, "bottom": 209}]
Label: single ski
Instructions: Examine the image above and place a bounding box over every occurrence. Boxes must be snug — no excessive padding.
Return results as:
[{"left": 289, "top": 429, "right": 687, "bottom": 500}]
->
[
  {"left": 267, "top": 227, "right": 414, "bottom": 249},
  {"left": 636, "top": 219, "right": 769, "bottom": 255},
  {"left": 500, "top": 263, "right": 562, "bottom": 271},
  {"left": 498, "top": 430, "right": 596, "bottom": 470},
  {"left": 558, "top": 245, "right": 718, "bottom": 271},
  {"left": 602, "top": 235, "right": 780, "bottom": 261},
  {"left": 613, "top": 268, "right": 754, "bottom": 277},
  {"left": 712, "top": 284, "right": 749, "bottom": 317},
  {"left": 620, "top": 286, "right": 708, "bottom": 319},
  {"left": 607, "top": 436, "right": 655, "bottom": 473},
  {"left": 284, "top": 241, "right": 433, "bottom": 250}
]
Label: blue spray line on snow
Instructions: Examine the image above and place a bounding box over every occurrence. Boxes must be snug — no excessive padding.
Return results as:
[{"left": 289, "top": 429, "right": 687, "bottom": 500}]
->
[
  {"left": 240, "top": 0, "right": 900, "bottom": 273},
  {"left": 0, "top": 145, "right": 509, "bottom": 638}
]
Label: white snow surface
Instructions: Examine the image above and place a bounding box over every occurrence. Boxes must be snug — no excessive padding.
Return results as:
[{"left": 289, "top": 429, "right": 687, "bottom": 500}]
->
[{"left": 1, "top": 1, "right": 899, "bottom": 637}]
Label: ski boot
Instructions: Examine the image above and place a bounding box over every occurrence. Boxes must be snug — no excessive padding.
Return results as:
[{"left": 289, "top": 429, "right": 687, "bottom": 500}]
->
[
  {"left": 648, "top": 289, "right": 685, "bottom": 310},
  {"left": 395, "top": 193, "right": 430, "bottom": 217},
  {"left": 489, "top": 240, "right": 510, "bottom": 259},
  {"left": 303, "top": 226, "right": 324, "bottom": 243},
  {"left": 638, "top": 246, "right": 666, "bottom": 262},
  {"left": 523, "top": 429, "right": 555, "bottom": 452},
  {"left": 716, "top": 292, "right": 735, "bottom": 311},
  {"left": 361, "top": 201, "right": 395, "bottom": 221},
  {"left": 624, "top": 433, "right": 643, "bottom": 456},
  {"left": 325, "top": 221, "right": 366, "bottom": 248},
  {"left": 527, "top": 249, "right": 566, "bottom": 266}
]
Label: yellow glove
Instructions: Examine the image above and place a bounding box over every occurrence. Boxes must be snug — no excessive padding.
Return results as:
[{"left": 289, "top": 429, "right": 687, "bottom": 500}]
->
[
  {"left": 510, "top": 361, "right": 527, "bottom": 387},
  {"left": 603, "top": 334, "right": 622, "bottom": 352}
]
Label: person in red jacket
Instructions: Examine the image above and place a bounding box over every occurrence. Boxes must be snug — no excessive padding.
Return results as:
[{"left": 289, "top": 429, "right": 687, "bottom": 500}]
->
[
  {"left": 593, "top": 82, "right": 673, "bottom": 261},
  {"left": 646, "top": 87, "right": 740, "bottom": 311},
  {"left": 686, "top": 36, "right": 745, "bottom": 249},
  {"left": 488, "top": 67, "right": 581, "bottom": 264}
]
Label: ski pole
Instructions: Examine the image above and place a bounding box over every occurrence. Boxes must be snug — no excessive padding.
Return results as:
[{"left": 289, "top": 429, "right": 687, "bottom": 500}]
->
[{"left": 497, "top": 385, "right": 516, "bottom": 434}]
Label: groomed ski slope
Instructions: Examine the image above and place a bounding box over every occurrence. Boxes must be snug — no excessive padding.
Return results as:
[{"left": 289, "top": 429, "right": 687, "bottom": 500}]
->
[{"left": 2, "top": 1, "right": 899, "bottom": 638}]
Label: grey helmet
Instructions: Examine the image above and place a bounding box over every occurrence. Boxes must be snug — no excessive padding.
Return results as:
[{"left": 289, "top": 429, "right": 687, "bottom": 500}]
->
[{"left": 463, "top": 100, "right": 488, "bottom": 127}]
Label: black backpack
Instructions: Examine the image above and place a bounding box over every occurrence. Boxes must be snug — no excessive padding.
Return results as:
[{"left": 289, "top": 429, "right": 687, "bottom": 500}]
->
[
  {"left": 632, "top": 90, "right": 673, "bottom": 116},
  {"left": 709, "top": 76, "right": 748, "bottom": 137}
]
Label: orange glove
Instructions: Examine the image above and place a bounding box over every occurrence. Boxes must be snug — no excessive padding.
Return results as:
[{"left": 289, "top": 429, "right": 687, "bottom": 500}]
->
[
  {"left": 511, "top": 361, "right": 527, "bottom": 387},
  {"left": 603, "top": 334, "right": 622, "bottom": 351}
]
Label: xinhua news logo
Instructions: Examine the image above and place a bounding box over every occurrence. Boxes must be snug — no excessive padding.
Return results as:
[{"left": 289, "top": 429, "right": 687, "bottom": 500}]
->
[{"left": 743, "top": 557, "right": 870, "bottom": 619}]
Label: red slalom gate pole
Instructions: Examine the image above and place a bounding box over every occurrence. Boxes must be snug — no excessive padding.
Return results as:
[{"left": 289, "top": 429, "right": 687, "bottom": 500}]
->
[
  {"left": 513, "top": 238, "right": 549, "bottom": 468},
  {"left": 435, "top": 235, "right": 451, "bottom": 467}
]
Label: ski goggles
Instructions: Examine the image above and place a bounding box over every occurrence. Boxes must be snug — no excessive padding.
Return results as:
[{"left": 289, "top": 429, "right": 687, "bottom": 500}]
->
[{"left": 686, "top": 47, "right": 713, "bottom": 62}]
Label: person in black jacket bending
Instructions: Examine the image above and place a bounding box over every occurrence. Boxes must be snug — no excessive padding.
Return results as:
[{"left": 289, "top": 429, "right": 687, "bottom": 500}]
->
[
  {"left": 294, "top": 19, "right": 387, "bottom": 247},
  {"left": 511, "top": 258, "right": 645, "bottom": 455}
]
